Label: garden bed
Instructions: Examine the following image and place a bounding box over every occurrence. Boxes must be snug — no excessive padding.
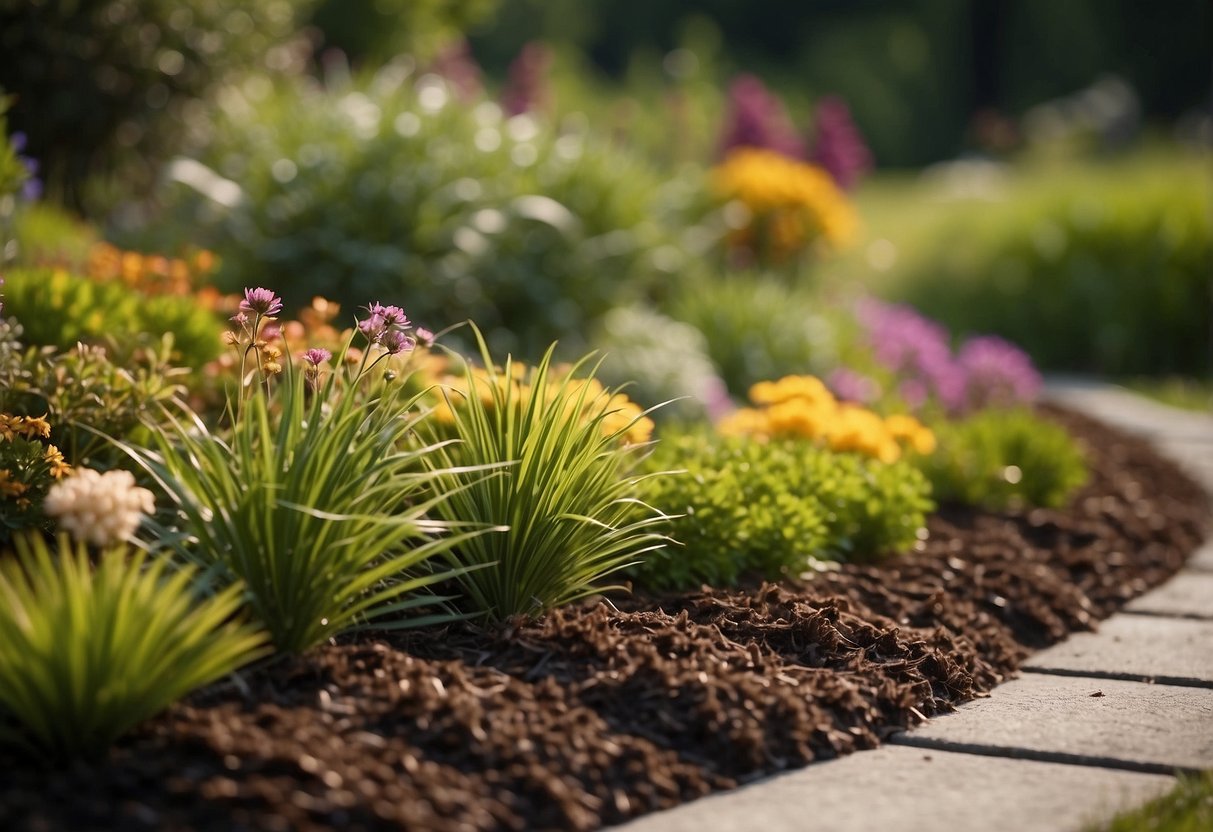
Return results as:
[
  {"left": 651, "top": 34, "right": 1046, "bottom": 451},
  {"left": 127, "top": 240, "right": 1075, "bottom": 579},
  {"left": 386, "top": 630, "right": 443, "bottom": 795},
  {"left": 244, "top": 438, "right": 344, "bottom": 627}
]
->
[{"left": 1, "top": 405, "right": 1208, "bottom": 832}]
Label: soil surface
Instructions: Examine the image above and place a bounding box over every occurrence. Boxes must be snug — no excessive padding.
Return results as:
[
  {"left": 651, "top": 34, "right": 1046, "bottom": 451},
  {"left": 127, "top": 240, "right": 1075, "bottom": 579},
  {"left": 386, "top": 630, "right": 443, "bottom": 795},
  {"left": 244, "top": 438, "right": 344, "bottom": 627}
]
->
[{"left": 1, "top": 406, "right": 1208, "bottom": 832}]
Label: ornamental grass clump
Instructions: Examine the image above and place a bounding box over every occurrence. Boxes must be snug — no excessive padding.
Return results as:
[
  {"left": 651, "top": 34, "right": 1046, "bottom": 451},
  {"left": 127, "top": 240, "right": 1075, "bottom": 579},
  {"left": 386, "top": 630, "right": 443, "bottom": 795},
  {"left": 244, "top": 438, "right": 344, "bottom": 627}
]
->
[
  {"left": 0, "top": 535, "right": 268, "bottom": 761},
  {"left": 422, "top": 326, "right": 670, "bottom": 621},
  {"left": 124, "top": 290, "right": 489, "bottom": 653}
]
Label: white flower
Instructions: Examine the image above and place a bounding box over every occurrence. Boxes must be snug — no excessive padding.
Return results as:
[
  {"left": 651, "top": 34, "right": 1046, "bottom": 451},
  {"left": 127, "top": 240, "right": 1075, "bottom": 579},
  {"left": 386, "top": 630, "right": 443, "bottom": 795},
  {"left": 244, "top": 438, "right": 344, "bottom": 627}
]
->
[{"left": 43, "top": 469, "right": 155, "bottom": 547}]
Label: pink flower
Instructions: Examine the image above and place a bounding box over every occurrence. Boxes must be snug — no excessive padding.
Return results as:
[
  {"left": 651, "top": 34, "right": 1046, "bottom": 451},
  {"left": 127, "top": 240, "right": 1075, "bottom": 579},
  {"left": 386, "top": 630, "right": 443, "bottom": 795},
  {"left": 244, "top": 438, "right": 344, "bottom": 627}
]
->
[{"left": 239, "top": 287, "right": 283, "bottom": 318}]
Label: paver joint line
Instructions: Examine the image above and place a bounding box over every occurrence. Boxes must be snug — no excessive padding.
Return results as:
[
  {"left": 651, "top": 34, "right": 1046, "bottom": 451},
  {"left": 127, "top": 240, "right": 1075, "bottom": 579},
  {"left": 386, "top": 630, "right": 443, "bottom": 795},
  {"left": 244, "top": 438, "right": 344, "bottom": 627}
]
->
[
  {"left": 1019, "top": 666, "right": 1213, "bottom": 690},
  {"left": 888, "top": 734, "right": 1208, "bottom": 778},
  {"left": 1119, "top": 608, "right": 1213, "bottom": 623}
]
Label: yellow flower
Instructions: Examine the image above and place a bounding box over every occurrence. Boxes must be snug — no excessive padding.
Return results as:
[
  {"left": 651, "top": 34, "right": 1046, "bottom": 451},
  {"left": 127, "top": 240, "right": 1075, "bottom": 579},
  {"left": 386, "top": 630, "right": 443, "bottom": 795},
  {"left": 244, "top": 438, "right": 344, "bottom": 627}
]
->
[
  {"left": 43, "top": 445, "right": 71, "bottom": 478},
  {"left": 711, "top": 147, "right": 859, "bottom": 261},
  {"left": 19, "top": 415, "right": 52, "bottom": 440},
  {"left": 0, "top": 413, "right": 20, "bottom": 442},
  {"left": 0, "top": 469, "right": 28, "bottom": 498}
]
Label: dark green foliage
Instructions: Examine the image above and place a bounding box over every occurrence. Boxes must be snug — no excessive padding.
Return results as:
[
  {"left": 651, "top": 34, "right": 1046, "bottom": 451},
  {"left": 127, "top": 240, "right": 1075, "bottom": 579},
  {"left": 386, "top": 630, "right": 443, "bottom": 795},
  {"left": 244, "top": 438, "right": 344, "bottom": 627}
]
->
[
  {"left": 143, "top": 70, "right": 675, "bottom": 359},
  {"left": 630, "top": 429, "right": 933, "bottom": 590},
  {"left": 918, "top": 408, "right": 1088, "bottom": 510},
  {"left": 308, "top": 0, "right": 499, "bottom": 63},
  {"left": 0, "top": 0, "right": 308, "bottom": 210},
  {"left": 0, "top": 267, "right": 222, "bottom": 369}
]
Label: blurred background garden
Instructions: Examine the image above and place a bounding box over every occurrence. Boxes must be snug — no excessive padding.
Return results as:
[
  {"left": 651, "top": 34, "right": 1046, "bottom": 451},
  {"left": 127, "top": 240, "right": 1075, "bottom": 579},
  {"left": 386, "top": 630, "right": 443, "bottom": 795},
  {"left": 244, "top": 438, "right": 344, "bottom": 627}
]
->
[{"left": 1, "top": 0, "right": 1210, "bottom": 416}]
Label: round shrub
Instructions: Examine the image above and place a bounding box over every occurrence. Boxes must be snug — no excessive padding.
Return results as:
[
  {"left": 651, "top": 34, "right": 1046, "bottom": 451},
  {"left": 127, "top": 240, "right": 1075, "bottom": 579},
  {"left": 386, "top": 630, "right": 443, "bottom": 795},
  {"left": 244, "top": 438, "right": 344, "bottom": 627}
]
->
[
  {"left": 918, "top": 408, "right": 1088, "bottom": 510},
  {"left": 0, "top": 266, "right": 222, "bottom": 368},
  {"left": 141, "top": 69, "right": 675, "bottom": 359},
  {"left": 630, "top": 429, "right": 933, "bottom": 591}
]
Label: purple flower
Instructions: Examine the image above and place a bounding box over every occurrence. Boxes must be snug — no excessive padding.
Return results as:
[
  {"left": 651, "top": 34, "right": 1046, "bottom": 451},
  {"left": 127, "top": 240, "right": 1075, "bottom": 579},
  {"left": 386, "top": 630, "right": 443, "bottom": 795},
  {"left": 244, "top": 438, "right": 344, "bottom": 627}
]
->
[
  {"left": 381, "top": 329, "right": 414, "bottom": 356},
  {"left": 10, "top": 132, "right": 26, "bottom": 153},
  {"left": 808, "top": 96, "right": 873, "bottom": 191},
  {"left": 957, "top": 335, "right": 1041, "bottom": 410},
  {"left": 718, "top": 74, "right": 805, "bottom": 160},
  {"left": 827, "top": 368, "right": 881, "bottom": 404},
  {"left": 239, "top": 287, "right": 283, "bottom": 318},
  {"left": 414, "top": 327, "right": 435, "bottom": 347},
  {"left": 229, "top": 311, "right": 249, "bottom": 326},
  {"left": 366, "top": 303, "right": 409, "bottom": 328},
  {"left": 303, "top": 348, "right": 332, "bottom": 367},
  {"left": 501, "top": 42, "right": 554, "bottom": 116}
]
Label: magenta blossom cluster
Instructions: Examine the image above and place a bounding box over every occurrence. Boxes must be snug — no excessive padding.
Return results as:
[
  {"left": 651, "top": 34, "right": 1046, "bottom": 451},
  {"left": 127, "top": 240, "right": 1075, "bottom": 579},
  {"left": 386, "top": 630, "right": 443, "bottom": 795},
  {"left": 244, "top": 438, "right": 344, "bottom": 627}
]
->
[
  {"left": 808, "top": 96, "right": 872, "bottom": 191},
  {"left": 846, "top": 298, "right": 1040, "bottom": 414},
  {"left": 718, "top": 74, "right": 805, "bottom": 160},
  {"left": 501, "top": 42, "right": 554, "bottom": 116},
  {"left": 357, "top": 303, "right": 415, "bottom": 355}
]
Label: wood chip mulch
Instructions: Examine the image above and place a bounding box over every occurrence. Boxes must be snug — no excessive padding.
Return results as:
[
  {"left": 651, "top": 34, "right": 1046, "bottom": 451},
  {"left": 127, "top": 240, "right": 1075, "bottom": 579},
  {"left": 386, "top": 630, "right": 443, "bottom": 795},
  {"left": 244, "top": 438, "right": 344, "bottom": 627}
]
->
[{"left": 1, "top": 404, "right": 1208, "bottom": 832}]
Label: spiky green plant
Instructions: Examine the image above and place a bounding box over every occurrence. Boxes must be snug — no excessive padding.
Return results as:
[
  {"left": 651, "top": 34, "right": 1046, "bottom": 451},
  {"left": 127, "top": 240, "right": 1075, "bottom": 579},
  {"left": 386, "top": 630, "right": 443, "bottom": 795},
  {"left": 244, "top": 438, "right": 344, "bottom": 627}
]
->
[
  {"left": 121, "top": 343, "right": 495, "bottom": 653},
  {"left": 0, "top": 534, "right": 268, "bottom": 761},
  {"left": 423, "top": 327, "right": 671, "bottom": 621}
]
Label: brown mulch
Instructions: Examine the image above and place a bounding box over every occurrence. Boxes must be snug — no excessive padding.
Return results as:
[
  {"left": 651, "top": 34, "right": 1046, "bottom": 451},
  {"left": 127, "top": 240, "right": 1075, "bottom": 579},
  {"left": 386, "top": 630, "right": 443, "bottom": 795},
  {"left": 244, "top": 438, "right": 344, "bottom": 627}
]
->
[{"left": 1, "top": 405, "right": 1208, "bottom": 832}]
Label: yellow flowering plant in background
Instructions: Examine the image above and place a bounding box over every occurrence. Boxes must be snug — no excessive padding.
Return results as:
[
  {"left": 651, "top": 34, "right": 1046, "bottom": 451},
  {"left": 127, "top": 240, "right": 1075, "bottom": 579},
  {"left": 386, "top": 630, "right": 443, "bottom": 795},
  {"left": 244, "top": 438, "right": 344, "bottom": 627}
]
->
[
  {"left": 712, "top": 147, "right": 859, "bottom": 265},
  {"left": 718, "top": 374, "right": 936, "bottom": 463}
]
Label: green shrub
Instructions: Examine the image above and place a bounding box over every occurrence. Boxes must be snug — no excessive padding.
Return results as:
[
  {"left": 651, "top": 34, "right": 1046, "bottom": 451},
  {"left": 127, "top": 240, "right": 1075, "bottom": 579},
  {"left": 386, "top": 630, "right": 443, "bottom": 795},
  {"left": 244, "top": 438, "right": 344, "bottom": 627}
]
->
[
  {"left": 0, "top": 318, "right": 185, "bottom": 469},
  {"left": 124, "top": 335, "right": 488, "bottom": 653},
  {"left": 0, "top": 535, "right": 268, "bottom": 761},
  {"left": 592, "top": 305, "right": 726, "bottom": 422},
  {"left": 918, "top": 408, "right": 1088, "bottom": 510},
  {"left": 421, "top": 329, "right": 670, "bottom": 620},
  {"left": 0, "top": 267, "right": 222, "bottom": 369},
  {"left": 891, "top": 155, "right": 1212, "bottom": 377},
  {"left": 667, "top": 271, "right": 840, "bottom": 398},
  {"left": 0, "top": 0, "right": 307, "bottom": 209},
  {"left": 630, "top": 429, "right": 933, "bottom": 591},
  {"left": 140, "top": 67, "right": 677, "bottom": 358}
]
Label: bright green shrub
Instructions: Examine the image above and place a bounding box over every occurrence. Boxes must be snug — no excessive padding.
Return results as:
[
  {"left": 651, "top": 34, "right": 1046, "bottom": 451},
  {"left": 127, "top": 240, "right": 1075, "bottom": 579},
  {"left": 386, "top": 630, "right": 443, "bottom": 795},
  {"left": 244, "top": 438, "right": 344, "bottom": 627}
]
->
[
  {"left": 893, "top": 156, "right": 1212, "bottom": 376},
  {"left": 918, "top": 408, "right": 1088, "bottom": 510},
  {"left": 0, "top": 535, "right": 268, "bottom": 761},
  {"left": 630, "top": 429, "right": 933, "bottom": 591},
  {"left": 0, "top": 267, "right": 222, "bottom": 368},
  {"left": 421, "top": 329, "right": 670, "bottom": 620},
  {"left": 125, "top": 335, "right": 487, "bottom": 654},
  {"left": 141, "top": 67, "right": 676, "bottom": 358}
]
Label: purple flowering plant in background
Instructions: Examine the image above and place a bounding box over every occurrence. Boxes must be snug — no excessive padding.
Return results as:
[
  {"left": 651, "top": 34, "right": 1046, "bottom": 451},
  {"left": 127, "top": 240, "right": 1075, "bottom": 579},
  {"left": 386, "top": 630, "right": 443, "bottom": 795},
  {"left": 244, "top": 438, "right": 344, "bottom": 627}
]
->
[
  {"left": 835, "top": 296, "right": 1041, "bottom": 416},
  {"left": 501, "top": 42, "right": 554, "bottom": 117},
  {"left": 808, "top": 96, "right": 873, "bottom": 191},
  {"left": 718, "top": 74, "right": 805, "bottom": 160}
]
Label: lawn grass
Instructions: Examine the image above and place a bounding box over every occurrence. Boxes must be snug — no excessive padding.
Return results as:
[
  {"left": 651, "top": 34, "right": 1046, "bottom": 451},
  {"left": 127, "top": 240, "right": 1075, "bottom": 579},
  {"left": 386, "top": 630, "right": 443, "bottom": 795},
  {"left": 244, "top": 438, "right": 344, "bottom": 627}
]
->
[
  {"left": 1090, "top": 772, "right": 1213, "bottom": 832},
  {"left": 1121, "top": 377, "right": 1213, "bottom": 413}
]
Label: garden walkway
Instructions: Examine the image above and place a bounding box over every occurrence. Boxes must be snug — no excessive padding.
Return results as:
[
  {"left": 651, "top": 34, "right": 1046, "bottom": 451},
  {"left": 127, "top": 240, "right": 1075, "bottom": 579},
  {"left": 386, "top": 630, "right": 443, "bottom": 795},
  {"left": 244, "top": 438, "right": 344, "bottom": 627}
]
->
[{"left": 615, "top": 381, "right": 1213, "bottom": 832}]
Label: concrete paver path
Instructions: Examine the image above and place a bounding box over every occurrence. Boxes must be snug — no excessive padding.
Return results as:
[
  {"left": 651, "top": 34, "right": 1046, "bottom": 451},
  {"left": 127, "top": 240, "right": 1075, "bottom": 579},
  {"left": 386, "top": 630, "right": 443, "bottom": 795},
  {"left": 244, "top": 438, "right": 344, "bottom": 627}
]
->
[{"left": 615, "top": 383, "right": 1213, "bottom": 831}]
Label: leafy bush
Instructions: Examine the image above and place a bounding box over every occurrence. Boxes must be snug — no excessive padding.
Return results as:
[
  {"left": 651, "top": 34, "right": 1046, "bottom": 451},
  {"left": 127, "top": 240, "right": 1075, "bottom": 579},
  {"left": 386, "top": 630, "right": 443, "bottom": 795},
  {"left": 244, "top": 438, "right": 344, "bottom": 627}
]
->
[
  {"left": 892, "top": 156, "right": 1211, "bottom": 376},
  {"left": 667, "top": 271, "right": 839, "bottom": 397},
  {"left": 421, "top": 329, "right": 669, "bottom": 620},
  {"left": 141, "top": 67, "right": 676, "bottom": 358},
  {"left": 918, "top": 408, "right": 1088, "bottom": 510},
  {"left": 0, "top": 267, "right": 222, "bottom": 368},
  {"left": 0, "top": 411, "right": 71, "bottom": 542},
  {"left": 0, "top": 535, "right": 267, "bottom": 761},
  {"left": 125, "top": 321, "right": 486, "bottom": 653},
  {"left": 0, "top": 318, "right": 186, "bottom": 468},
  {"left": 592, "top": 305, "right": 728, "bottom": 422},
  {"left": 0, "top": 0, "right": 308, "bottom": 209},
  {"left": 630, "top": 429, "right": 933, "bottom": 591}
]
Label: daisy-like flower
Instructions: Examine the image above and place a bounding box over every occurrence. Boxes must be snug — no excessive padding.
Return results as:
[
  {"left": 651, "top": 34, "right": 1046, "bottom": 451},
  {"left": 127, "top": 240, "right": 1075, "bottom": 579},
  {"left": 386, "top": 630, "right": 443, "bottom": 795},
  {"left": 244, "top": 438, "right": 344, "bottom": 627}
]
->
[
  {"left": 43, "top": 468, "right": 155, "bottom": 547},
  {"left": 239, "top": 287, "right": 283, "bottom": 318}
]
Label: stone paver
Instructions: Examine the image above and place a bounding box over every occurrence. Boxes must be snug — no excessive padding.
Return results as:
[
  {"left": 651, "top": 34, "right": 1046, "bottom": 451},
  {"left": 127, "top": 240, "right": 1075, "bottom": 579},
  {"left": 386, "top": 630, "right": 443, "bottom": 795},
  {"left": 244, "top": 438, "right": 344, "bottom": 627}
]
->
[
  {"left": 1024, "top": 613, "right": 1213, "bottom": 686},
  {"left": 891, "top": 675, "right": 1213, "bottom": 773},
  {"left": 611, "top": 746, "right": 1174, "bottom": 832},
  {"left": 1190, "top": 541, "right": 1213, "bottom": 572},
  {"left": 1125, "top": 572, "right": 1213, "bottom": 620}
]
